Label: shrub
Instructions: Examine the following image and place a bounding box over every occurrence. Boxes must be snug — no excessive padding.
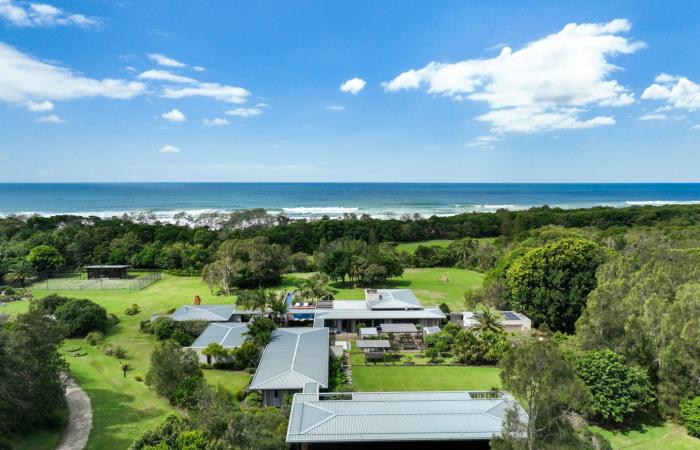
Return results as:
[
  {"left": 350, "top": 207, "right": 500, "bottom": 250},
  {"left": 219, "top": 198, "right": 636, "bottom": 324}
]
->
[
  {"left": 55, "top": 298, "right": 108, "bottom": 337},
  {"left": 102, "top": 344, "right": 126, "bottom": 358},
  {"left": 107, "top": 313, "right": 120, "bottom": 327},
  {"left": 85, "top": 330, "right": 104, "bottom": 346},
  {"left": 152, "top": 317, "right": 176, "bottom": 340},
  {"left": 146, "top": 341, "right": 202, "bottom": 403},
  {"left": 171, "top": 329, "right": 194, "bottom": 347},
  {"left": 681, "top": 396, "right": 700, "bottom": 438},
  {"left": 37, "top": 294, "right": 71, "bottom": 314},
  {"left": 124, "top": 304, "right": 141, "bottom": 316},
  {"left": 135, "top": 375, "right": 143, "bottom": 382},
  {"left": 244, "top": 391, "right": 262, "bottom": 407},
  {"left": 174, "top": 375, "right": 204, "bottom": 409}
]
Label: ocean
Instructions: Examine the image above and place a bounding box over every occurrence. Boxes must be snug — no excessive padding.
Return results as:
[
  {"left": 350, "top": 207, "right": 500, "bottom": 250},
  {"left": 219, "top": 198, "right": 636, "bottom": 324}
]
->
[{"left": 1, "top": 183, "right": 699, "bottom": 221}]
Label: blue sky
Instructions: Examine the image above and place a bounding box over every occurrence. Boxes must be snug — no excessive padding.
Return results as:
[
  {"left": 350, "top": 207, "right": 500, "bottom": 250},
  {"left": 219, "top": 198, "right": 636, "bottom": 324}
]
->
[{"left": 0, "top": 0, "right": 699, "bottom": 182}]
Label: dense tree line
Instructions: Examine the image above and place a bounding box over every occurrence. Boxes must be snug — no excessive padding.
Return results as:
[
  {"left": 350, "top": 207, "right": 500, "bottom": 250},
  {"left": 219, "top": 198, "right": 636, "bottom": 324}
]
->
[{"left": 2, "top": 204, "right": 700, "bottom": 281}]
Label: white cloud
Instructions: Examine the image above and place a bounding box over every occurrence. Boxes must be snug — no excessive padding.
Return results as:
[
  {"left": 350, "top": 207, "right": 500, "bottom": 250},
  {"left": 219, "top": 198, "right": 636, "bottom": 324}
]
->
[
  {"left": 161, "top": 108, "right": 186, "bottom": 122},
  {"left": 35, "top": 114, "right": 63, "bottom": 123},
  {"left": 159, "top": 144, "right": 180, "bottom": 153},
  {"left": 637, "top": 113, "right": 667, "bottom": 121},
  {"left": 148, "top": 53, "right": 186, "bottom": 68},
  {"left": 138, "top": 69, "right": 196, "bottom": 84},
  {"left": 25, "top": 100, "right": 54, "bottom": 112},
  {"left": 193, "top": 66, "right": 205, "bottom": 72},
  {"left": 325, "top": 105, "right": 345, "bottom": 111},
  {"left": 0, "top": 0, "right": 98, "bottom": 28},
  {"left": 468, "top": 135, "right": 499, "bottom": 148},
  {"left": 226, "top": 106, "right": 263, "bottom": 117},
  {"left": 0, "top": 42, "right": 145, "bottom": 106},
  {"left": 163, "top": 82, "right": 249, "bottom": 104},
  {"left": 202, "top": 117, "right": 229, "bottom": 127},
  {"left": 384, "top": 19, "right": 643, "bottom": 133},
  {"left": 340, "top": 77, "right": 366, "bottom": 95},
  {"left": 642, "top": 74, "right": 700, "bottom": 111}
]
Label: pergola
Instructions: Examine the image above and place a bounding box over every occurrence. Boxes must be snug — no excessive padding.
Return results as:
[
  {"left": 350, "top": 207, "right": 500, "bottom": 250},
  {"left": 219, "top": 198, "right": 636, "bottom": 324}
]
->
[
  {"left": 84, "top": 265, "right": 130, "bottom": 279},
  {"left": 356, "top": 339, "right": 392, "bottom": 365},
  {"left": 379, "top": 323, "right": 419, "bottom": 334}
]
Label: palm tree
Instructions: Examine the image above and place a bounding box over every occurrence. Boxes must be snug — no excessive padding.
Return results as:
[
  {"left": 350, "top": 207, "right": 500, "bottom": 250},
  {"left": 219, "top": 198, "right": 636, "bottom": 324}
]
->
[
  {"left": 236, "top": 288, "right": 268, "bottom": 314},
  {"left": 472, "top": 306, "right": 504, "bottom": 334},
  {"left": 244, "top": 316, "right": 277, "bottom": 347},
  {"left": 3, "top": 260, "right": 36, "bottom": 288},
  {"left": 268, "top": 295, "right": 288, "bottom": 324}
]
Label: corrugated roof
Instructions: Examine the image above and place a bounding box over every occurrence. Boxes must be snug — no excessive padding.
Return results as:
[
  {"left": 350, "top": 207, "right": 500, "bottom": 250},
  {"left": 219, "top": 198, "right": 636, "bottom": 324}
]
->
[
  {"left": 366, "top": 289, "right": 423, "bottom": 310},
  {"left": 171, "top": 304, "right": 236, "bottom": 322},
  {"left": 250, "top": 328, "right": 329, "bottom": 390},
  {"left": 379, "top": 323, "right": 418, "bottom": 333},
  {"left": 314, "top": 307, "right": 445, "bottom": 322},
  {"left": 355, "top": 340, "right": 391, "bottom": 349},
  {"left": 287, "top": 391, "right": 528, "bottom": 443},
  {"left": 189, "top": 322, "right": 248, "bottom": 349},
  {"left": 359, "top": 327, "right": 378, "bottom": 336}
]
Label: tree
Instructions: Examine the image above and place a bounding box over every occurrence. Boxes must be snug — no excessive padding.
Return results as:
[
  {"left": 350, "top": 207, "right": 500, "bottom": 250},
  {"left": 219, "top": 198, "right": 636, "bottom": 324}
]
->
[
  {"left": 202, "top": 343, "right": 230, "bottom": 361},
  {"left": 573, "top": 349, "right": 655, "bottom": 425},
  {"left": 681, "top": 397, "right": 700, "bottom": 438},
  {"left": 0, "top": 309, "right": 67, "bottom": 437},
  {"left": 202, "top": 237, "right": 290, "bottom": 293},
  {"left": 496, "top": 335, "right": 590, "bottom": 450},
  {"left": 146, "top": 340, "right": 202, "bottom": 403},
  {"left": 505, "top": 238, "right": 604, "bottom": 332},
  {"left": 297, "top": 273, "right": 334, "bottom": 301},
  {"left": 448, "top": 237, "right": 478, "bottom": 268},
  {"left": 472, "top": 306, "right": 505, "bottom": 334},
  {"left": 3, "top": 260, "right": 36, "bottom": 287},
  {"left": 236, "top": 289, "right": 268, "bottom": 314},
  {"left": 26, "top": 244, "right": 65, "bottom": 272},
  {"left": 244, "top": 316, "right": 277, "bottom": 348},
  {"left": 54, "top": 298, "right": 109, "bottom": 336}
]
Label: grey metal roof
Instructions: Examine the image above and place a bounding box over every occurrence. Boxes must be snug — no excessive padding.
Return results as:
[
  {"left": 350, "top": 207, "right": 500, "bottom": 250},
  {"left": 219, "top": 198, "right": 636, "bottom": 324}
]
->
[
  {"left": 355, "top": 340, "right": 391, "bottom": 349},
  {"left": 423, "top": 326, "right": 442, "bottom": 335},
  {"left": 170, "top": 304, "right": 236, "bottom": 322},
  {"left": 189, "top": 322, "right": 248, "bottom": 349},
  {"left": 379, "top": 323, "right": 419, "bottom": 334},
  {"left": 359, "top": 327, "right": 378, "bottom": 336},
  {"left": 250, "top": 328, "right": 329, "bottom": 390},
  {"left": 286, "top": 391, "right": 528, "bottom": 443},
  {"left": 314, "top": 307, "right": 445, "bottom": 323},
  {"left": 366, "top": 289, "right": 423, "bottom": 310}
]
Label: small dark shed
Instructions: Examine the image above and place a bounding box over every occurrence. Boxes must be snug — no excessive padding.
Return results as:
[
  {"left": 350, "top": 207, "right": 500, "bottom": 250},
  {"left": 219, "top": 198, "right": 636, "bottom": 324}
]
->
[{"left": 84, "top": 265, "right": 130, "bottom": 279}]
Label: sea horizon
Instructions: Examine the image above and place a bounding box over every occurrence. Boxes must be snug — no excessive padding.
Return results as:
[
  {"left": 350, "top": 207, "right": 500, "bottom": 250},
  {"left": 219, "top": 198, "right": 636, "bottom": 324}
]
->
[{"left": 2, "top": 182, "right": 700, "bottom": 221}]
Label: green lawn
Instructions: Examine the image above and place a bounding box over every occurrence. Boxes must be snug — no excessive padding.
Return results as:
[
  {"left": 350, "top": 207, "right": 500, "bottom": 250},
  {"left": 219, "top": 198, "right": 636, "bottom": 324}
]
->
[
  {"left": 395, "top": 237, "right": 497, "bottom": 254},
  {"left": 7, "top": 274, "right": 257, "bottom": 450},
  {"left": 352, "top": 365, "right": 501, "bottom": 392},
  {"left": 591, "top": 418, "right": 700, "bottom": 450},
  {"left": 396, "top": 239, "right": 454, "bottom": 253},
  {"left": 332, "top": 267, "right": 484, "bottom": 311}
]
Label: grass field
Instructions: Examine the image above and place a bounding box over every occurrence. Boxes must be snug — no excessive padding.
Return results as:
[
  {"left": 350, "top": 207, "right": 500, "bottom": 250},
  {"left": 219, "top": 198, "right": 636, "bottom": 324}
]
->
[
  {"left": 9, "top": 274, "right": 254, "bottom": 450},
  {"left": 395, "top": 237, "right": 497, "bottom": 254},
  {"left": 591, "top": 418, "right": 700, "bottom": 450},
  {"left": 395, "top": 239, "right": 453, "bottom": 253},
  {"left": 352, "top": 364, "right": 502, "bottom": 392}
]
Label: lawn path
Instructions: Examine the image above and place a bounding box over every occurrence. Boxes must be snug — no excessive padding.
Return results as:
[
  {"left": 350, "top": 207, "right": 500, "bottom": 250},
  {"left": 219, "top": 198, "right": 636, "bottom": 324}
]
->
[{"left": 55, "top": 377, "right": 92, "bottom": 450}]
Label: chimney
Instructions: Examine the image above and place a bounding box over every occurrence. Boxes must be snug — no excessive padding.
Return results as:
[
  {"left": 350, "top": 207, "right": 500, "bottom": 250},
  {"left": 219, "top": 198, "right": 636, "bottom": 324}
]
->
[{"left": 194, "top": 295, "right": 201, "bottom": 305}]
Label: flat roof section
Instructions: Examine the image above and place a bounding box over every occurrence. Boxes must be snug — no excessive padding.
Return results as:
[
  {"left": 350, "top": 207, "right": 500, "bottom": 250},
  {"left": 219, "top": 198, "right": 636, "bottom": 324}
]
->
[{"left": 286, "top": 391, "right": 528, "bottom": 444}]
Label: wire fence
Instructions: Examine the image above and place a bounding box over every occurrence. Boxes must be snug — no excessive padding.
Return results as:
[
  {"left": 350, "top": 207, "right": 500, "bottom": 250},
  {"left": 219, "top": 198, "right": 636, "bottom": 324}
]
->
[{"left": 35, "top": 270, "right": 161, "bottom": 292}]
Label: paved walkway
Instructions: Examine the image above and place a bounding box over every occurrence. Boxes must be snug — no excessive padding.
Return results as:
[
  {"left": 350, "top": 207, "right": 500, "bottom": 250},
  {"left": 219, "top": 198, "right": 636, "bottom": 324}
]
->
[{"left": 55, "top": 377, "right": 92, "bottom": 450}]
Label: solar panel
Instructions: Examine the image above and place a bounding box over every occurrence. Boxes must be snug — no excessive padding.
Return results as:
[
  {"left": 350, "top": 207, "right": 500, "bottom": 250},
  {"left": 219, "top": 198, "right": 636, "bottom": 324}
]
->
[{"left": 502, "top": 311, "right": 520, "bottom": 321}]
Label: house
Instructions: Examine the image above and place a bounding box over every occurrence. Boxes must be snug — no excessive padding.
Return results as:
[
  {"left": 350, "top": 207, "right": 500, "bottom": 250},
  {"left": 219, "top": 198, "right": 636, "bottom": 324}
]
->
[
  {"left": 286, "top": 389, "right": 528, "bottom": 448},
  {"left": 250, "top": 327, "right": 329, "bottom": 407},
  {"left": 302, "top": 289, "right": 445, "bottom": 333},
  {"left": 187, "top": 322, "right": 248, "bottom": 364},
  {"left": 169, "top": 304, "right": 260, "bottom": 322},
  {"left": 84, "top": 264, "right": 130, "bottom": 279},
  {"left": 450, "top": 310, "right": 532, "bottom": 332}
]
